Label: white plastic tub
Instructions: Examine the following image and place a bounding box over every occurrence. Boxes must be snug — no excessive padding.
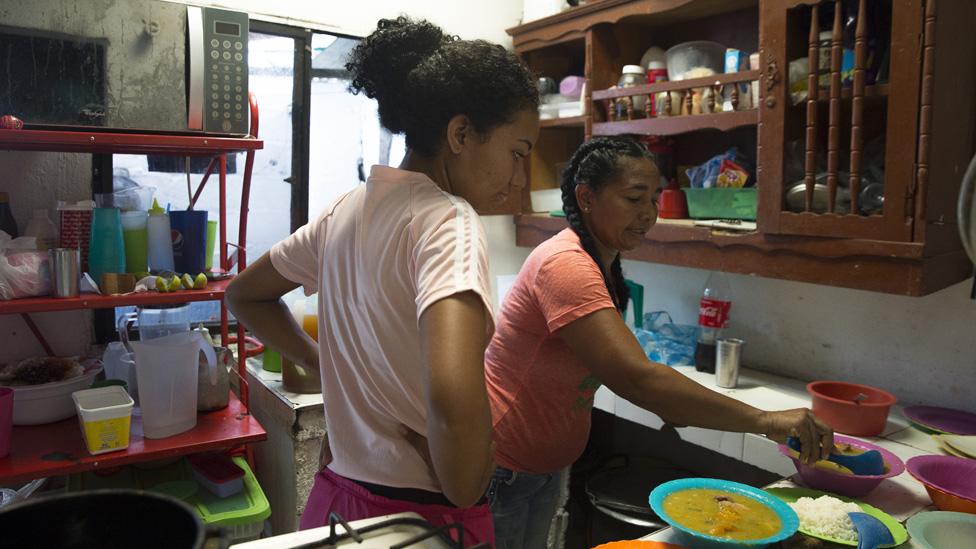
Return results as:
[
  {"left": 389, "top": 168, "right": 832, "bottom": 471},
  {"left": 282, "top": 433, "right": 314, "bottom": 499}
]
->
[
  {"left": 8, "top": 365, "right": 102, "bottom": 425},
  {"left": 72, "top": 386, "right": 134, "bottom": 455}
]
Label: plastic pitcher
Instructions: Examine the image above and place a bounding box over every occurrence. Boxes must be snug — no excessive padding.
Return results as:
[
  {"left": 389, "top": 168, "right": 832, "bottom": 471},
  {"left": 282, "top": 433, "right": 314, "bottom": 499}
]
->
[
  {"left": 117, "top": 304, "right": 192, "bottom": 347},
  {"left": 127, "top": 332, "right": 216, "bottom": 439}
]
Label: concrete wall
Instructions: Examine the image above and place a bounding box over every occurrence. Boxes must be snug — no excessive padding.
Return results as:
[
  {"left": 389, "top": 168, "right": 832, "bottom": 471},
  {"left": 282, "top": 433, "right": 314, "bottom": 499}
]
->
[
  {"left": 612, "top": 259, "right": 976, "bottom": 412},
  {"left": 0, "top": 151, "right": 94, "bottom": 362}
]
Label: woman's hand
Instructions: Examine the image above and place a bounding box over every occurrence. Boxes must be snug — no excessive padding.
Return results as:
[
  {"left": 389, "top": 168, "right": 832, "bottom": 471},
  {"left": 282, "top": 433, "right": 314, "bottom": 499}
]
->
[{"left": 759, "top": 408, "right": 834, "bottom": 464}]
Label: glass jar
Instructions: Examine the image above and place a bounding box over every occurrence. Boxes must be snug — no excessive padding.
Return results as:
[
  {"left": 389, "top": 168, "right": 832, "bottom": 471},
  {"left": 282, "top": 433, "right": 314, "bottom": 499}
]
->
[{"left": 615, "top": 64, "right": 647, "bottom": 119}]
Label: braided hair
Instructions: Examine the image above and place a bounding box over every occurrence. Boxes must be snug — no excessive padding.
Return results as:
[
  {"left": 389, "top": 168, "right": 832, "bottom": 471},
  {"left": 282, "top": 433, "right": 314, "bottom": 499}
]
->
[{"left": 561, "top": 137, "right": 656, "bottom": 312}]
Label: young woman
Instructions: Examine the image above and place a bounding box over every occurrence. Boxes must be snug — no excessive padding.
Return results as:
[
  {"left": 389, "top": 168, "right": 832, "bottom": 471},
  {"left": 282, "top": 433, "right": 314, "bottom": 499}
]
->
[
  {"left": 225, "top": 17, "right": 539, "bottom": 543},
  {"left": 484, "top": 137, "right": 834, "bottom": 548}
]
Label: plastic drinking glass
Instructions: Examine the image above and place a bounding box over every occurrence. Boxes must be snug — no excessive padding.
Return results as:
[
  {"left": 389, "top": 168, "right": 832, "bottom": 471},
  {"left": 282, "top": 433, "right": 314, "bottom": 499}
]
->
[
  {"left": 88, "top": 207, "right": 126, "bottom": 285},
  {"left": 205, "top": 220, "right": 217, "bottom": 271},
  {"left": 169, "top": 210, "right": 208, "bottom": 275},
  {"left": 120, "top": 211, "right": 149, "bottom": 274}
]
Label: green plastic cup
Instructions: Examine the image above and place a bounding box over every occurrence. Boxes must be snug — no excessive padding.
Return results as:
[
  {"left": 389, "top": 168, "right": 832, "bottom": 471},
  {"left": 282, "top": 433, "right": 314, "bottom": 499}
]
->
[
  {"left": 262, "top": 347, "right": 282, "bottom": 373},
  {"left": 205, "top": 220, "right": 218, "bottom": 271}
]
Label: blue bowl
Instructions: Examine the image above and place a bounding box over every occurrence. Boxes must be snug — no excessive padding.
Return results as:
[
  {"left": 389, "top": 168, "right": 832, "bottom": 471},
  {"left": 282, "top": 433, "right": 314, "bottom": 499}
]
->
[{"left": 649, "top": 478, "right": 799, "bottom": 549}]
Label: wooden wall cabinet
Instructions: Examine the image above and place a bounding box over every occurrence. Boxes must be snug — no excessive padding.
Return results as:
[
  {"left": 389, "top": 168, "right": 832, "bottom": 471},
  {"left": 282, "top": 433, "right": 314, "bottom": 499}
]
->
[{"left": 507, "top": 0, "right": 976, "bottom": 296}]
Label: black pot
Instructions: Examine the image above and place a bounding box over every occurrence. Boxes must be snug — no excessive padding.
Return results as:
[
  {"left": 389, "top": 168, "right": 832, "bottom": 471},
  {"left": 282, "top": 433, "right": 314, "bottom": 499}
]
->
[{"left": 0, "top": 489, "right": 223, "bottom": 549}]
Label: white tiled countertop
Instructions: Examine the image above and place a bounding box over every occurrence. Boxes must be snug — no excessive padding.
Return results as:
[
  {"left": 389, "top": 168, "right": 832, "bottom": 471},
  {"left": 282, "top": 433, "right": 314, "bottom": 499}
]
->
[{"left": 602, "top": 366, "right": 943, "bottom": 547}]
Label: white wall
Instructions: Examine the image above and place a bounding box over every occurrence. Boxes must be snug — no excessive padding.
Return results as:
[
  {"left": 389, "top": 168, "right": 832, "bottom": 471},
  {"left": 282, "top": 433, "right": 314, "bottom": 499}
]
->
[
  {"left": 0, "top": 151, "right": 95, "bottom": 360},
  {"left": 610, "top": 259, "right": 976, "bottom": 412}
]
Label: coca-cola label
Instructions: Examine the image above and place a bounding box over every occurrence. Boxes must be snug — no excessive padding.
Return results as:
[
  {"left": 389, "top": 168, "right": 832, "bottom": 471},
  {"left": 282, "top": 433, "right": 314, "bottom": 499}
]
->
[{"left": 699, "top": 297, "right": 731, "bottom": 328}]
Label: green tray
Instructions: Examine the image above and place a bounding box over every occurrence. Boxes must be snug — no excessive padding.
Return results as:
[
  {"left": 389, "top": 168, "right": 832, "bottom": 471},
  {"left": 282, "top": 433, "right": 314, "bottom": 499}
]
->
[{"left": 682, "top": 187, "right": 758, "bottom": 220}]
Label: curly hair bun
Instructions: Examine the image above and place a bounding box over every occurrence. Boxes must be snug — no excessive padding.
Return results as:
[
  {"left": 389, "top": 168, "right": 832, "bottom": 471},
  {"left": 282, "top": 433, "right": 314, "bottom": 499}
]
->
[
  {"left": 346, "top": 17, "right": 453, "bottom": 135},
  {"left": 345, "top": 16, "right": 538, "bottom": 156}
]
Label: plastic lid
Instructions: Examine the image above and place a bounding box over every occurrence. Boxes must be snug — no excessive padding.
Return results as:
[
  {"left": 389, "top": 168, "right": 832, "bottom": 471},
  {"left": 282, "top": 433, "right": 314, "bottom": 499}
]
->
[
  {"left": 188, "top": 453, "right": 245, "bottom": 483},
  {"left": 648, "top": 61, "right": 666, "bottom": 69},
  {"left": 622, "top": 64, "right": 644, "bottom": 74},
  {"left": 148, "top": 197, "right": 165, "bottom": 215}
]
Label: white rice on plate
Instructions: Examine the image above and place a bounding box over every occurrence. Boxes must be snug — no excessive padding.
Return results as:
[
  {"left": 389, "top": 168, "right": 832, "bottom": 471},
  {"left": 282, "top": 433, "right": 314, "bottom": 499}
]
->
[{"left": 788, "top": 495, "right": 861, "bottom": 542}]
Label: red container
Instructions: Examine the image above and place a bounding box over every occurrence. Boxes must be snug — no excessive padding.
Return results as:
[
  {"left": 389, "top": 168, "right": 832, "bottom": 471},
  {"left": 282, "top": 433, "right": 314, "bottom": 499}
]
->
[
  {"left": 658, "top": 186, "right": 689, "bottom": 219},
  {"left": 807, "top": 381, "right": 896, "bottom": 436}
]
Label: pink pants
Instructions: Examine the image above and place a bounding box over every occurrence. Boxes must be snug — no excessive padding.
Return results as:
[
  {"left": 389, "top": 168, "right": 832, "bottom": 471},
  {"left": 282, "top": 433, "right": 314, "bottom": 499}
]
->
[{"left": 300, "top": 467, "right": 495, "bottom": 547}]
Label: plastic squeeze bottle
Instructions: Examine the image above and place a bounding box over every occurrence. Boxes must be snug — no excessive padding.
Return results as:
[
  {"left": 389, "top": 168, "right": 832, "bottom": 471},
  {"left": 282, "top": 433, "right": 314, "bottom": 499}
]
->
[{"left": 147, "top": 198, "right": 175, "bottom": 272}]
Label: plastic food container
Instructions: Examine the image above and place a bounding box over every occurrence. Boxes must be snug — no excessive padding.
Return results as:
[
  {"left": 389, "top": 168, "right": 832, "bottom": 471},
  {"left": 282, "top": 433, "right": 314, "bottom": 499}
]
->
[
  {"left": 665, "top": 41, "right": 726, "bottom": 81},
  {"left": 807, "top": 380, "right": 896, "bottom": 436},
  {"left": 682, "top": 188, "right": 758, "bottom": 220},
  {"left": 72, "top": 385, "right": 134, "bottom": 455},
  {"left": 8, "top": 365, "right": 102, "bottom": 425},
  {"left": 188, "top": 452, "right": 245, "bottom": 498},
  {"left": 68, "top": 456, "right": 271, "bottom": 543}
]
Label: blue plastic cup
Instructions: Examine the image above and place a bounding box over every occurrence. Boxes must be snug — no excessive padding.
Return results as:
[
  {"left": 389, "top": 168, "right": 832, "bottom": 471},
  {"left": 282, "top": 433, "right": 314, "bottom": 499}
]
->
[
  {"left": 88, "top": 207, "right": 126, "bottom": 285},
  {"left": 169, "top": 210, "right": 208, "bottom": 275}
]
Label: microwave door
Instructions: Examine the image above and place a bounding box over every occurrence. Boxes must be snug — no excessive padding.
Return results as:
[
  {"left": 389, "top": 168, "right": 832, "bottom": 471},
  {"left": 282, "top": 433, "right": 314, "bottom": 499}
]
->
[{"left": 1, "top": 0, "right": 189, "bottom": 133}]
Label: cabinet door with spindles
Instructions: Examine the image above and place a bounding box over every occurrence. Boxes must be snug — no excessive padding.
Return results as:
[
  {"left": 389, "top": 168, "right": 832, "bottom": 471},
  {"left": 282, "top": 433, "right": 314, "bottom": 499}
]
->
[{"left": 757, "top": 0, "right": 923, "bottom": 241}]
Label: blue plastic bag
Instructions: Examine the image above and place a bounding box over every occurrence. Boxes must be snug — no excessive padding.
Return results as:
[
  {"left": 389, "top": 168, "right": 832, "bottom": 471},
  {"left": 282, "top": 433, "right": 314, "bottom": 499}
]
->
[{"left": 633, "top": 311, "right": 699, "bottom": 367}]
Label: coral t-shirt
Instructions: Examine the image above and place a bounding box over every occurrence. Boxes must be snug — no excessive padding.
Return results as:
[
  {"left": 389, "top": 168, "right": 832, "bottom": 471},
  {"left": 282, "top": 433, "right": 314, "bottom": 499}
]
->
[
  {"left": 485, "top": 228, "right": 617, "bottom": 473},
  {"left": 270, "top": 165, "right": 494, "bottom": 492}
]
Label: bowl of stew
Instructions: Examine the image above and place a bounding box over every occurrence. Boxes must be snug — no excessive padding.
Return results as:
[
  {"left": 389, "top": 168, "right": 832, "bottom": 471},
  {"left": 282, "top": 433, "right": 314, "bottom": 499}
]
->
[{"left": 649, "top": 478, "right": 799, "bottom": 549}]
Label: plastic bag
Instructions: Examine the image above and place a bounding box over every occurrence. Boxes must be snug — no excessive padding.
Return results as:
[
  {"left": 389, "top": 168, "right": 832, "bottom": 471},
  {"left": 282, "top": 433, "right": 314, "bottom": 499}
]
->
[
  {"left": 0, "top": 251, "right": 51, "bottom": 300},
  {"left": 0, "top": 231, "right": 51, "bottom": 300},
  {"left": 685, "top": 147, "right": 754, "bottom": 189},
  {"left": 633, "top": 311, "right": 699, "bottom": 367}
]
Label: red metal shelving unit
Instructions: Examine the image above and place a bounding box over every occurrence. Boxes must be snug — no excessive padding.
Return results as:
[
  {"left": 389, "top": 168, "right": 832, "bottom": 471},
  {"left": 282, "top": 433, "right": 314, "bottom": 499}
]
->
[
  {"left": 0, "top": 95, "right": 266, "bottom": 483},
  {"left": 0, "top": 279, "right": 232, "bottom": 315},
  {"left": 0, "top": 393, "right": 264, "bottom": 485}
]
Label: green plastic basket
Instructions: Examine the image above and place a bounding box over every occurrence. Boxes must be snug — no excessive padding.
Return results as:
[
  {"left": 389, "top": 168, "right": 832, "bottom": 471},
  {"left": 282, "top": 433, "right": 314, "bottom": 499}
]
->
[
  {"left": 68, "top": 456, "right": 270, "bottom": 541},
  {"left": 682, "top": 188, "right": 758, "bottom": 220}
]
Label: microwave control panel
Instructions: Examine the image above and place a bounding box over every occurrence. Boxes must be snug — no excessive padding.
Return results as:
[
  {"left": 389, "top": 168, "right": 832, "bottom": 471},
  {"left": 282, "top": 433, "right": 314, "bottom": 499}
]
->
[{"left": 200, "top": 7, "right": 249, "bottom": 134}]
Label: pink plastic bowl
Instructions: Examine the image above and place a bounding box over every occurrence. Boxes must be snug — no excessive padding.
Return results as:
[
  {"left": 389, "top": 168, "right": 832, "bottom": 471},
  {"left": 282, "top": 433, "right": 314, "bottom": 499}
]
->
[
  {"left": 807, "top": 381, "right": 897, "bottom": 437},
  {"left": 778, "top": 434, "right": 905, "bottom": 497},
  {"left": 907, "top": 455, "right": 976, "bottom": 513}
]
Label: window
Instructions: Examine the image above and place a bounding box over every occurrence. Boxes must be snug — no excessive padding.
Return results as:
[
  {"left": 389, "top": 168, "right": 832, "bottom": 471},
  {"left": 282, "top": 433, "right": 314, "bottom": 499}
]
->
[{"left": 307, "top": 32, "right": 406, "bottom": 217}]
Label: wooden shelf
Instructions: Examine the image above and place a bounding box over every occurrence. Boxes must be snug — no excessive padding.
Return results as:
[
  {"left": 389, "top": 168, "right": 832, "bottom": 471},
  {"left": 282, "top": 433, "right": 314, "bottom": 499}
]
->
[
  {"left": 0, "top": 392, "right": 266, "bottom": 485},
  {"left": 540, "top": 115, "right": 587, "bottom": 128},
  {"left": 513, "top": 215, "right": 971, "bottom": 296},
  {"left": 592, "top": 70, "right": 761, "bottom": 102},
  {"left": 0, "top": 128, "right": 262, "bottom": 156},
  {"left": 592, "top": 109, "right": 758, "bottom": 136},
  {"left": 0, "top": 278, "right": 232, "bottom": 315}
]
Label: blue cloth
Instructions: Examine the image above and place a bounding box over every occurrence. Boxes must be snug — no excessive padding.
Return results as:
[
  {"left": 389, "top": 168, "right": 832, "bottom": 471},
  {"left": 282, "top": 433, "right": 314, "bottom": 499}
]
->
[{"left": 488, "top": 466, "right": 566, "bottom": 549}]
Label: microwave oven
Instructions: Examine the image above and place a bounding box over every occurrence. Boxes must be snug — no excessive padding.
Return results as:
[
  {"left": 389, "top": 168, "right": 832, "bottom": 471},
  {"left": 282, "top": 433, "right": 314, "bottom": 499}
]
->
[{"left": 0, "top": 0, "right": 249, "bottom": 136}]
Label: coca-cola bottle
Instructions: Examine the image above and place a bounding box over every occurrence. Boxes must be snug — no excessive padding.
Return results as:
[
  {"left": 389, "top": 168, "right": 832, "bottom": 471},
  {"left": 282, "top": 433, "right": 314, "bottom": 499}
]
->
[{"left": 695, "top": 271, "right": 732, "bottom": 373}]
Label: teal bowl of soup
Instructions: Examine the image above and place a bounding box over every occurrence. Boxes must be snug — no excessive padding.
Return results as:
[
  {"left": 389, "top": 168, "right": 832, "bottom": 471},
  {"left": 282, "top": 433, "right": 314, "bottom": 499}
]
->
[{"left": 649, "top": 478, "right": 799, "bottom": 549}]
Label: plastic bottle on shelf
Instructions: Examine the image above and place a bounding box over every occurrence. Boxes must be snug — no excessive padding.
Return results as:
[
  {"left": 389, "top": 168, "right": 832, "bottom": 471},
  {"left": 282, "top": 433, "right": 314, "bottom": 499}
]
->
[
  {"left": 0, "top": 192, "right": 18, "bottom": 237},
  {"left": 23, "top": 209, "right": 58, "bottom": 250},
  {"left": 647, "top": 61, "right": 669, "bottom": 117},
  {"left": 147, "top": 198, "right": 174, "bottom": 272},
  {"left": 695, "top": 271, "right": 732, "bottom": 374}
]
